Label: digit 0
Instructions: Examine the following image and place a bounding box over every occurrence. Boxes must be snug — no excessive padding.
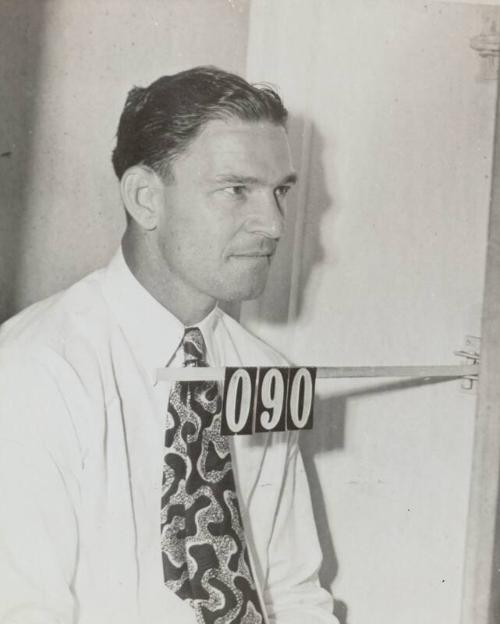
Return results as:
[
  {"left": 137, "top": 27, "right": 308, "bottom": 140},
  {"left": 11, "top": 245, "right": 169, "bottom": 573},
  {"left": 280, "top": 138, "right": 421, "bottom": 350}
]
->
[
  {"left": 288, "top": 368, "right": 315, "bottom": 430},
  {"left": 222, "top": 368, "right": 256, "bottom": 435}
]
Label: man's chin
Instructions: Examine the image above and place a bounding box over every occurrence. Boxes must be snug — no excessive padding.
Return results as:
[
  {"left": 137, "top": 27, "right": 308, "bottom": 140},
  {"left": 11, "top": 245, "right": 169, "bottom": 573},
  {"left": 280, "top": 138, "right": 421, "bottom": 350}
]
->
[{"left": 218, "top": 278, "right": 268, "bottom": 303}]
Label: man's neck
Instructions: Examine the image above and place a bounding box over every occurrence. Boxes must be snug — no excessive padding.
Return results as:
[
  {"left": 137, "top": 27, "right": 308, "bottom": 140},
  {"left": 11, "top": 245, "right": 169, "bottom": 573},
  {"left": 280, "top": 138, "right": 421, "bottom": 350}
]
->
[{"left": 121, "top": 229, "right": 216, "bottom": 327}]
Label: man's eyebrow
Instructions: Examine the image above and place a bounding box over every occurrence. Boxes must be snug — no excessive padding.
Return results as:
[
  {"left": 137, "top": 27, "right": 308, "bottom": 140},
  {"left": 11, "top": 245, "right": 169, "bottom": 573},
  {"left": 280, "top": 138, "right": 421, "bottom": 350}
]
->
[
  {"left": 280, "top": 172, "right": 298, "bottom": 186},
  {"left": 213, "top": 174, "right": 260, "bottom": 185},
  {"left": 212, "top": 172, "right": 298, "bottom": 186}
]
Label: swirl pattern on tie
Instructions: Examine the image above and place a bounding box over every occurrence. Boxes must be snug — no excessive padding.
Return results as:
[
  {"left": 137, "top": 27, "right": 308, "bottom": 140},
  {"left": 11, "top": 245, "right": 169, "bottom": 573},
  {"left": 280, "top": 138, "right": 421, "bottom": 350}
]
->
[{"left": 161, "top": 327, "right": 265, "bottom": 624}]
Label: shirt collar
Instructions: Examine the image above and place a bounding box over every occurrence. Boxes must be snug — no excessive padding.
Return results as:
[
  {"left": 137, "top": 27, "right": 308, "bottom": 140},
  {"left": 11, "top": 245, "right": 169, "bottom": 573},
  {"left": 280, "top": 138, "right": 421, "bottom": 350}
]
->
[{"left": 101, "top": 245, "right": 221, "bottom": 383}]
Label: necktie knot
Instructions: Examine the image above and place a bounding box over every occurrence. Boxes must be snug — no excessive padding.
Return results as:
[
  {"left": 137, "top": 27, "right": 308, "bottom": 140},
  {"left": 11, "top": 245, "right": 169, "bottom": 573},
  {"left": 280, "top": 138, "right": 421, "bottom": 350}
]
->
[{"left": 182, "top": 327, "right": 207, "bottom": 367}]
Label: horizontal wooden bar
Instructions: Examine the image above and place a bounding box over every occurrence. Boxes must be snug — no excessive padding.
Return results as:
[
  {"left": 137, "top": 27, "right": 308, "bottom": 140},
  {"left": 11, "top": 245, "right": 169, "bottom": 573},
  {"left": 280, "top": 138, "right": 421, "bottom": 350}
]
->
[
  {"left": 157, "top": 367, "right": 226, "bottom": 382},
  {"left": 156, "top": 364, "right": 479, "bottom": 383}
]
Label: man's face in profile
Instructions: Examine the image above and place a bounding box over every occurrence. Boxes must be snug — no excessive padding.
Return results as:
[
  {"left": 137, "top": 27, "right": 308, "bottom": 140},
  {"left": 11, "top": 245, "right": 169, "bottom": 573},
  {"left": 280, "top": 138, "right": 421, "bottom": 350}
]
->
[{"left": 153, "top": 118, "right": 296, "bottom": 303}]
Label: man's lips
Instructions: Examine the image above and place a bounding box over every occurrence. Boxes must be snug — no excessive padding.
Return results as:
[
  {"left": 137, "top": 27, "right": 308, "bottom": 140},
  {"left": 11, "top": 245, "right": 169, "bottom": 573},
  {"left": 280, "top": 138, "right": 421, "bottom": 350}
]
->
[
  {"left": 229, "top": 244, "right": 277, "bottom": 258},
  {"left": 231, "top": 251, "right": 274, "bottom": 257},
  {"left": 229, "top": 253, "right": 275, "bottom": 263}
]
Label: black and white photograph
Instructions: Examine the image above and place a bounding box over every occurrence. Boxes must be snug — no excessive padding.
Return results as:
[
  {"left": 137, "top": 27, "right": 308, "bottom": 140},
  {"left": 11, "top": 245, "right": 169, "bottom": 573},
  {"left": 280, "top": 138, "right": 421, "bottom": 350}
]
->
[{"left": 1, "top": 1, "right": 499, "bottom": 623}]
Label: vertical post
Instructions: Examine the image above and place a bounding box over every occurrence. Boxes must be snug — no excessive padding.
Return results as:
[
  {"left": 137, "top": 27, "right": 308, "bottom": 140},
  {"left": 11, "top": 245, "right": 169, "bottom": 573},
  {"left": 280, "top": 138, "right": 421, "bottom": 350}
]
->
[{"left": 460, "top": 69, "right": 500, "bottom": 624}]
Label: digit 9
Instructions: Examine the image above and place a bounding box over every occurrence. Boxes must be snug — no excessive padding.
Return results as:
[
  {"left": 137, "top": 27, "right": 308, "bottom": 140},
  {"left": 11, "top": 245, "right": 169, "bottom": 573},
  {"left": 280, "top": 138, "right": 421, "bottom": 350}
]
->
[{"left": 256, "top": 367, "right": 287, "bottom": 433}]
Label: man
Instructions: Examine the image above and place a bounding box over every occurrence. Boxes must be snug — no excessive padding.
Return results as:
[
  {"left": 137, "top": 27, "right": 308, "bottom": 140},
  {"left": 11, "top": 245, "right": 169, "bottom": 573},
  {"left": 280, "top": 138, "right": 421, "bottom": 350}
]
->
[{"left": 0, "top": 67, "right": 337, "bottom": 624}]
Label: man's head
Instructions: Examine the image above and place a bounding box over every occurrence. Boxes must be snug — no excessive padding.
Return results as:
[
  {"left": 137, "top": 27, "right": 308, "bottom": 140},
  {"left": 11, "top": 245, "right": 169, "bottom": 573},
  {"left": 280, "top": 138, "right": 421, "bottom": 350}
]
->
[
  {"left": 112, "top": 66, "right": 288, "bottom": 181},
  {"left": 113, "top": 67, "right": 296, "bottom": 324}
]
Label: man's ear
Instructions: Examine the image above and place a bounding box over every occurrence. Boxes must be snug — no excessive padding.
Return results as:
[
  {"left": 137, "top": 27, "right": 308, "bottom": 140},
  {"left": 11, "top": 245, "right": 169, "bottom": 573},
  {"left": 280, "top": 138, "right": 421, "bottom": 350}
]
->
[{"left": 120, "top": 165, "right": 163, "bottom": 230}]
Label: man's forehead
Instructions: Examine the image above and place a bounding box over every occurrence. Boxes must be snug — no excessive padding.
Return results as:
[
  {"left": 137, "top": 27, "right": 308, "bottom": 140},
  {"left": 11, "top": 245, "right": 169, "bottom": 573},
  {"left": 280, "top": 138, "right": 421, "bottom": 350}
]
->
[{"left": 183, "top": 118, "right": 294, "bottom": 178}]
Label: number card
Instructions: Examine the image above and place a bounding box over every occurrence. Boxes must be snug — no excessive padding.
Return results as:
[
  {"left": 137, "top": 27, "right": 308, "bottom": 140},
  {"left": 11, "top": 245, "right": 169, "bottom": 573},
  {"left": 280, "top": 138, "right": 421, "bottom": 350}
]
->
[
  {"left": 221, "top": 367, "right": 258, "bottom": 435},
  {"left": 221, "top": 367, "right": 316, "bottom": 435},
  {"left": 255, "top": 367, "right": 288, "bottom": 433},
  {"left": 286, "top": 367, "right": 316, "bottom": 431}
]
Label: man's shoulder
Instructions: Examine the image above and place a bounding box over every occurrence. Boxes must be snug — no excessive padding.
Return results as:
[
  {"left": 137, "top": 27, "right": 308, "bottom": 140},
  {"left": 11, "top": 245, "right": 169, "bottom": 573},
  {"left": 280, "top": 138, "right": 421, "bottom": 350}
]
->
[
  {"left": 0, "top": 270, "right": 112, "bottom": 460},
  {"left": 216, "top": 309, "right": 289, "bottom": 367},
  {"left": 0, "top": 268, "right": 110, "bottom": 361}
]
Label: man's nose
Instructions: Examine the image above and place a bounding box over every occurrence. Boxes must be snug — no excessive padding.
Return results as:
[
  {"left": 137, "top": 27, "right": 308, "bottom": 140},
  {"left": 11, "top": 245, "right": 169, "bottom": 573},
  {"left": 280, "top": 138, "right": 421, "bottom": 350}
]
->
[{"left": 244, "top": 191, "right": 284, "bottom": 239}]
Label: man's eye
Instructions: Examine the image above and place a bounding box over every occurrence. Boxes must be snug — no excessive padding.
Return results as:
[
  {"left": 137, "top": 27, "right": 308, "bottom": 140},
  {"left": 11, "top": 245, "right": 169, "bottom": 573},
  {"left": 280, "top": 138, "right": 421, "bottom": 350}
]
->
[
  {"left": 224, "top": 185, "right": 247, "bottom": 197},
  {"left": 275, "top": 186, "right": 291, "bottom": 199}
]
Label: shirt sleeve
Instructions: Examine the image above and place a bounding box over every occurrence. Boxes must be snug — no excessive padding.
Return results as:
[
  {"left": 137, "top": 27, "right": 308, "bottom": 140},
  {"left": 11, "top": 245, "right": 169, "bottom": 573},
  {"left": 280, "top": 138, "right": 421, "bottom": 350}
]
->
[
  {"left": 263, "top": 432, "right": 340, "bottom": 624},
  {"left": 0, "top": 350, "right": 82, "bottom": 624}
]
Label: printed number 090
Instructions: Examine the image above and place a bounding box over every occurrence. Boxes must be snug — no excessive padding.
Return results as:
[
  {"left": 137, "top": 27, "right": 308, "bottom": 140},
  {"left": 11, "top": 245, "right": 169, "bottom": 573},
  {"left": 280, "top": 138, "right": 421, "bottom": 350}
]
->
[{"left": 222, "top": 367, "right": 316, "bottom": 434}]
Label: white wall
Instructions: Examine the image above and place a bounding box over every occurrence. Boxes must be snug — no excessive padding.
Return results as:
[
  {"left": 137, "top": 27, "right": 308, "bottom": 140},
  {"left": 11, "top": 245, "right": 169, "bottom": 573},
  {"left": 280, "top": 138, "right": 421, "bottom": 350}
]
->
[
  {"left": 11, "top": 0, "right": 250, "bottom": 312},
  {"left": 243, "top": 2, "right": 496, "bottom": 623}
]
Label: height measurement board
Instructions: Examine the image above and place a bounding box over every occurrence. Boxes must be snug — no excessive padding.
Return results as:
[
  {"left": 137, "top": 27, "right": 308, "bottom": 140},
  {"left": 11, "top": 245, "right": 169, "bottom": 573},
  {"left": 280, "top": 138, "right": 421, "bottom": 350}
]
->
[{"left": 221, "top": 367, "right": 316, "bottom": 435}]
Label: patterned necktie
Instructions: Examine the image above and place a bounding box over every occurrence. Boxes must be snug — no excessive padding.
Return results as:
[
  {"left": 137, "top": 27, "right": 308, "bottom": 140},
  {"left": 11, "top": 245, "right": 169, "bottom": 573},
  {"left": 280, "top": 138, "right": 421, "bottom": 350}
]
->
[{"left": 161, "top": 327, "right": 265, "bottom": 624}]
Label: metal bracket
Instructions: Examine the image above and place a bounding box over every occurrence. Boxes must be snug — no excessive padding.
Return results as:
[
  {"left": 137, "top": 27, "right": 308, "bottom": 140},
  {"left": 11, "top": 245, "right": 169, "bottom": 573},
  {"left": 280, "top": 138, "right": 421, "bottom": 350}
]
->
[{"left": 454, "top": 336, "right": 481, "bottom": 392}]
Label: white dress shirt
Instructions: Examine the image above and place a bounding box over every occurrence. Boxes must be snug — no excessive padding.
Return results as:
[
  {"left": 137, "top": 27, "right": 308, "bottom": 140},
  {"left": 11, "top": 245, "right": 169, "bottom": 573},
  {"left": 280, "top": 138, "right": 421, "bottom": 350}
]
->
[{"left": 0, "top": 248, "right": 338, "bottom": 624}]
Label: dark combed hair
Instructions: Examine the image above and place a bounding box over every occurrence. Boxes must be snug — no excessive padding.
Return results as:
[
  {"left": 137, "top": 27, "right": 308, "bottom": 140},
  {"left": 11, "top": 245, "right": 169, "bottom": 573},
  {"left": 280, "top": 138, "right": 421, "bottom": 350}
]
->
[{"left": 111, "top": 66, "right": 288, "bottom": 180}]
